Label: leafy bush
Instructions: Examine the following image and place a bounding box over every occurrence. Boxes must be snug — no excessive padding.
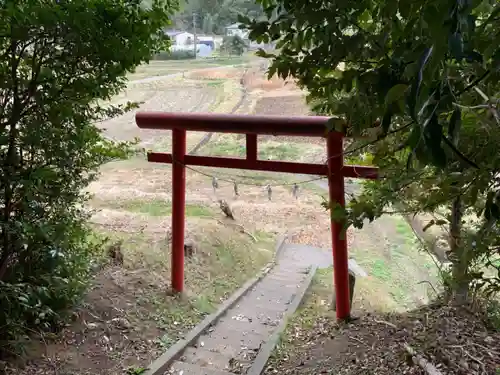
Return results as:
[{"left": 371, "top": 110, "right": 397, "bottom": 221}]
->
[
  {"left": 244, "top": 0, "right": 500, "bottom": 304},
  {"left": 154, "top": 49, "right": 196, "bottom": 60},
  {"left": 221, "top": 35, "right": 247, "bottom": 56},
  {"left": 0, "top": 227, "right": 106, "bottom": 345},
  {"left": 0, "top": 0, "right": 177, "bottom": 353}
]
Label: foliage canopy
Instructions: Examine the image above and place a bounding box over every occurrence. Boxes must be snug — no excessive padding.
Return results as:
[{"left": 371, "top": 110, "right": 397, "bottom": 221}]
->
[
  {"left": 172, "top": 0, "right": 264, "bottom": 34},
  {"left": 243, "top": 0, "right": 500, "bottom": 301},
  {"left": 0, "top": 0, "right": 177, "bottom": 351}
]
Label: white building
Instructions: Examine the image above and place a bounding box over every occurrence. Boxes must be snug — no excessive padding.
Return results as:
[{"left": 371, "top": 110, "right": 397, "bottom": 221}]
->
[
  {"left": 197, "top": 35, "right": 215, "bottom": 49},
  {"left": 225, "top": 23, "right": 249, "bottom": 39},
  {"left": 164, "top": 30, "right": 195, "bottom": 46}
]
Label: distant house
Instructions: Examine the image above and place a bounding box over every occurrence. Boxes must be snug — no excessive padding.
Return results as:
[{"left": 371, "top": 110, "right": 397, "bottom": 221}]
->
[
  {"left": 225, "top": 23, "right": 249, "bottom": 39},
  {"left": 197, "top": 35, "right": 215, "bottom": 50},
  {"left": 164, "top": 30, "right": 195, "bottom": 46}
]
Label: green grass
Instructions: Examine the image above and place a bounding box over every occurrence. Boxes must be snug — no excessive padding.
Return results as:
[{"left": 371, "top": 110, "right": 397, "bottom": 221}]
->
[
  {"left": 206, "top": 136, "right": 246, "bottom": 157},
  {"left": 93, "top": 198, "right": 214, "bottom": 218},
  {"left": 371, "top": 259, "right": 391, "bottom": 281},
  {"left": 348, "top": 215, "right": 440, "bottom": 311},
  {"left": 258, "top": 143, "right": 302, "bottom": 161},
  {"left": 206, "top": 79, "right": 226, "bottom": 87},
  {"left": 140, "top": 233, "right": 275, "bottom": 328},
  {"left": 203, "top": 135, "right": 305, "bottom": 162},
  {"left": 127, "top": 55, "right": 256, "bottom": 81}
]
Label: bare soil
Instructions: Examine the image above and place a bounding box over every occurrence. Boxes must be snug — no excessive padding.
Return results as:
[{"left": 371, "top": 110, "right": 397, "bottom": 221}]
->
[
  {"left": 241, "top": 68, "right": 326, "bottom": 159},
  {"left": 254, "top": 95, "right": 311, "bottom": 116},
  {"left": 266, "top": 269, "right": 500, "bottom": 375},
  {"left": 187, "top": 66, "right": 244, "bottom": 80},
  {"left": 243, "top": 68, "right": 300, "bottom": 92}
]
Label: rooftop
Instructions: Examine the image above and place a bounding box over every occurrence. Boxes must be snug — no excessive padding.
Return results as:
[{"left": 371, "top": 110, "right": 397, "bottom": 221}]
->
[{"left": 164, "top": 29, "right": 192, "bottom": 37}]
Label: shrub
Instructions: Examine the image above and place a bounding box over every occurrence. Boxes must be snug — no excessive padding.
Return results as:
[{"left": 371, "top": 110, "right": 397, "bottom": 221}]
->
[
  {"left": 154, "top": 49, "right": 196, "bottom": 60},
  {"left": 221, "top": 35, "right": 247, "bottom": 56},
  {"left": 0, "top": 0, "right": 177, "bottom": 354}
]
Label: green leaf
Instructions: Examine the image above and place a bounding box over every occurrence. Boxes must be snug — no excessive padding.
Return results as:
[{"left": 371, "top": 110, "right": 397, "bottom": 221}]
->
[
  {"left": 467, "top": 15, "right": 476, "bottom": 36},
  {"left": 477, "top": 5, "right": 500, "bottom": 32},
  {"left": 449, "top": 33, "right": 464, "bottom": 60},
  {"left": 441, "top": 135, "right": 479, "bottom": 168},
  {"left": 424, "top": 114, "right": 447, "bottom": 168},
  {"left": 398, "top": 0, "right": 411, "bottom": 19},
  {"left": 408, "top": 47, "right": 433, "bottom": 120},
  {"left": 448, "top": 107, "right": 461, "bottom": 144},
  {"left": 385, "top": 84, "right": 409, "bottom": 106},
  {"left": 255, "top": 48, "right": 276, "bottom": 58},
  {"left": 330, "top": 203, "right": 347, "bottom": 222},
  {"left": 406, "top": 152, "right": 414, "bottom": 170},
  {"left": 491, "top": 203, "right": 500, "bottom": 220},
  {"left": 469, "top": 186, "right": 479, "bottom": 206},
  {"left": 465, "top": 50, "right": 483, "bottom": 63},
  {"left": 381, "top": 107, "right": 393, "bottom": 134},
  {"left": 358, "top": 9, "right": 371, "bottom": 25},
  {"left": 406, "top": 125, "right": 422, "bottom": 149}
]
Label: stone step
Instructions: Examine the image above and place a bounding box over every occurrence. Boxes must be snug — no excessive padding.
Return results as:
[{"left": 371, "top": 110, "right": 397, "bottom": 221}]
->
[
  {"left": 182, "top": 347, "right": 233, "bottom": 370},
  {"left": 230, "top": 297, "right": 289, "bottom": 317},
  {"left": 195, "top": 328, "right": 266, "bottom": 355},
  {"left": 225, "top": 306, "right": 284, "bottom": 326},
  {"left": 168, "top": 361, "right": 234, "bottom": 375},
  {"left": 252, "top": 278, "right": 302, "bottom": 293},
  {"left": 142, "top": 244, "right": 334, "bottom": 375},
  {"left": 269, "top": 268, "right": 309, "bottom": 277},
  {"left": 233, "top": 297, "right": 292, "bottom": 311}
]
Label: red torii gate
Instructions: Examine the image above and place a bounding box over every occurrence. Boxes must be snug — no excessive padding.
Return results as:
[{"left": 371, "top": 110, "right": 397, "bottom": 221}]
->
[{"left": 135, "top": 112, "right": 378, "bottom": 320}]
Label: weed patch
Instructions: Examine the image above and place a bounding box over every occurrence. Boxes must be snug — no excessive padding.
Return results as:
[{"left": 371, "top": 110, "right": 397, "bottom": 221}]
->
[
  {"left": 92, "top": 198, "right": 214, "bottom": 218},
  {"left": 258, "top": 142, "right": 302, "bottom": 161},
  {"left": 348, "top": 215, "right": 440, "bottom": 311}
]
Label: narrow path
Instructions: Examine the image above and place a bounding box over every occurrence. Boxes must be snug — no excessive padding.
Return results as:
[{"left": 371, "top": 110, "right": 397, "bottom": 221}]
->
[{"left": 166, "top": 242, "right": 332, "bottom": 375}]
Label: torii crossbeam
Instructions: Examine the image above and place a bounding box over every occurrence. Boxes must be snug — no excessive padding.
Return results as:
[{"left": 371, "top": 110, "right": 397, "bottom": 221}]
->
[{"left": 135, "top": 112, "right": 378, "bottom": 320}]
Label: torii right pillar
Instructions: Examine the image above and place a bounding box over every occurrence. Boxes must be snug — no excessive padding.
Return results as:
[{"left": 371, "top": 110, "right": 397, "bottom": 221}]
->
[{"left": 326, "top": 132, "right": 350, "bottom": 320}]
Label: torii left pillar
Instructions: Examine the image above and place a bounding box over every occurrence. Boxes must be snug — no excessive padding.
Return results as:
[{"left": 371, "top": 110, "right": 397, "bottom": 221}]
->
[{"left": 171, "top": 128, "right": 186, "bottom": 292}]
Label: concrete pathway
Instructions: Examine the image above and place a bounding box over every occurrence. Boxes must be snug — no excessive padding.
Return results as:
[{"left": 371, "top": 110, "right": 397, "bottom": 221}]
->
[{"left": 165, "top": 243, "right": 332, "bottom": 375}]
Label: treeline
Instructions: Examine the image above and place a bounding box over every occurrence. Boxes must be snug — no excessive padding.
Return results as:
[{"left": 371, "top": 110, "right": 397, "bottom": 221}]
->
[{"left": 171, "top": 0, "right": 264, "bottom": 34}]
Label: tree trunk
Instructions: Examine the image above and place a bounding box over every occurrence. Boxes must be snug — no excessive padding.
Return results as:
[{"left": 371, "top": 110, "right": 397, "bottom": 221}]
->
[{"left": 449, "top": 195, "right": 469, "bottom": 303}]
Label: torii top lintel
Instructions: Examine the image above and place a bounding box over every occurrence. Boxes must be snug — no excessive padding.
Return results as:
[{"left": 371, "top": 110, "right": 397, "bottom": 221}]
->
[{"left": 135, "top": 111, "right": 343, "bottom": 138}]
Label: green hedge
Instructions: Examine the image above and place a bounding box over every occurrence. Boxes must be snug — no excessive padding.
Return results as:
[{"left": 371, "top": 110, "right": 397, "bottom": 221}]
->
[{"left": 154, "top": 50, "right": 195, "bottom": 60}]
